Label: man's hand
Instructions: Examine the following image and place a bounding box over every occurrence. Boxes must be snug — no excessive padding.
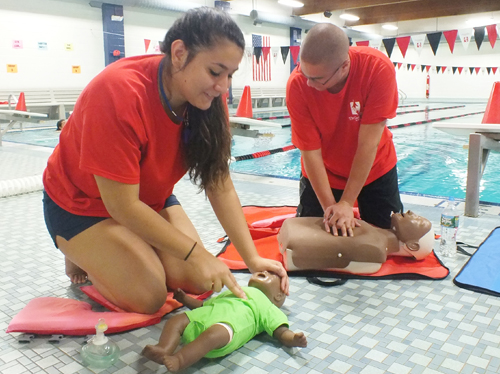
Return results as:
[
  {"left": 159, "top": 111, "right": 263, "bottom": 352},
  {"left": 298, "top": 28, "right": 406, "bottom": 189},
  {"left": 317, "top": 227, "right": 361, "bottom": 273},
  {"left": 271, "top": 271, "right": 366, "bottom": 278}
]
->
[{"left": 323, "top": 201, "right": 360, "bottom": 237}]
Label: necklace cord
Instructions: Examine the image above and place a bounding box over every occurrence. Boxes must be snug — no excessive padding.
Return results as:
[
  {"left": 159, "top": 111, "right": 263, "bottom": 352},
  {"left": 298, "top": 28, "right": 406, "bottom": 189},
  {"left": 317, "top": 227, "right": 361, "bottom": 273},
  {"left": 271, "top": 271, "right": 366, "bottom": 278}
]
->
[{"left": 158, "top": 60, "right": 184, "bottom": 122}]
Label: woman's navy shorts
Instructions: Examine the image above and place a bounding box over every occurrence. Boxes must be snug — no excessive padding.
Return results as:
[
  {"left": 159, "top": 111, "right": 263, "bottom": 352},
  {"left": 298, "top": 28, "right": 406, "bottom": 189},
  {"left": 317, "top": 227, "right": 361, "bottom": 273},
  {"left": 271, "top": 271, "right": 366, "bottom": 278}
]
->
[{"left": 43, "top": 190, "right": 180, "bottom": 248}]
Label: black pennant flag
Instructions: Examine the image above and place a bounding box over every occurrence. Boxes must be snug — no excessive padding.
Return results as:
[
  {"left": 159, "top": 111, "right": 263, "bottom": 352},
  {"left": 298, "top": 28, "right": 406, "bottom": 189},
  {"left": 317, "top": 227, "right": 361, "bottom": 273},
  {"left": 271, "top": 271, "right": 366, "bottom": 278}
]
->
[
  {"left": 436, "top": 66, "right": 442, "bottom": 73},
  {"left": 427, "top": 32, "right": 442, "bottom": 56},
  {"left": 421, "top": 65, "right": 426, "bottom": 72},
  {"left": 474, "top": 27, "right": 485, "bottom": 50},
  {"left": 254, "top": 47, "right": 262, "bottom": 64},
  {"left": 452, "top": 66, "right": 458, "bottom": 74},
  {"left": 280, "top": 46, "right": 289, "bottom": 64},
  {"left": 393, "top": 62, "right": 397, "bottom": 68},
  {"left": 469, "top": 67, "right": 474, "bottom": 74},
  {"left": 487, "top": 67, "right": 492, "bottom": 75},
  {"left": 383, "top": 38, "right": 396, "bottom": 58}
]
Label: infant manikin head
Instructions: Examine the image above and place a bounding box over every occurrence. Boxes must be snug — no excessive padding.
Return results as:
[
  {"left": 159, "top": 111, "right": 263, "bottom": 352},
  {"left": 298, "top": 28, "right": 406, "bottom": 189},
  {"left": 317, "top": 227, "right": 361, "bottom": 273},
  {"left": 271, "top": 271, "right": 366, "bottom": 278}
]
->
[
  {"left": 391, "top": 210, "right": 434, "bottom": 260},
  {"left": 248, "top": 271, "right": 286, "bottom": 308}
]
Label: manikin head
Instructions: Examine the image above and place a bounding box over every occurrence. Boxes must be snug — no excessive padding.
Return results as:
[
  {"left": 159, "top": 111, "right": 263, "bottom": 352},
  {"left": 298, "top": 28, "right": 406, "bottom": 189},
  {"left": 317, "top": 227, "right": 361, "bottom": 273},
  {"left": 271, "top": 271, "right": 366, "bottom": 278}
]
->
[
  {"left": 391, "top": 210, "right": 434, "bottom": 260},
  {"left": 248, "top": 271, "right": 286, "bottom": 308}
]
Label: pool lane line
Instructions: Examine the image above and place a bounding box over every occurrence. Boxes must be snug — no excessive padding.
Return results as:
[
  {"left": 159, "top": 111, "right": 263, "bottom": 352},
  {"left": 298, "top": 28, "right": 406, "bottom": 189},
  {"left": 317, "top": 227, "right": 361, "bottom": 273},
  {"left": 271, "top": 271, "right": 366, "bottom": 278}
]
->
[
  {"left": 233, "top": 144, "right": 297, "bottom": 161},
  {"left": 387, "top": 111, "right": 485, "bottom": 129},
  {"left": 234, "top": 110, "right": 484, "bottom": 162},
  {"left": 396, "top": 105, "right": 465, "bottom": 115},
  {"left": 398, "top": 104, "right": 419, "bottom": 108},
  {"left": 253, "top": 103, "right": 425, "bottom": 120}
]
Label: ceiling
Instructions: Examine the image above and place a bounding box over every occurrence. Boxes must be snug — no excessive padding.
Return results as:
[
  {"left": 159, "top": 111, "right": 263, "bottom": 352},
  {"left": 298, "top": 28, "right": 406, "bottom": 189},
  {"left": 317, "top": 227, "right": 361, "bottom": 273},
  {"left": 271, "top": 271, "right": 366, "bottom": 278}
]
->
[{"left": 294, "top": 0, "right": 500, "bottom": 27}]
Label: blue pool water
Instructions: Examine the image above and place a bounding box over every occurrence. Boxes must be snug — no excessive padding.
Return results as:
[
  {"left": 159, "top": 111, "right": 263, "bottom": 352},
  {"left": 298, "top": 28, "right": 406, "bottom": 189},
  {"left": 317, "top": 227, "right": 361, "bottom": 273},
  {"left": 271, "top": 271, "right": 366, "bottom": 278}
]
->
[{"left": 4, "top": 105, "right": 500, "bottom": 204}]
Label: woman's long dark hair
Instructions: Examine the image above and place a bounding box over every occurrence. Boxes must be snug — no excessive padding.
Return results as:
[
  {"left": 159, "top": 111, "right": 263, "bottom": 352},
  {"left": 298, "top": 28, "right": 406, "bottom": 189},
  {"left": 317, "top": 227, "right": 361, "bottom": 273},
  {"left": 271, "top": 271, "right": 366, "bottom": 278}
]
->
[{"left": 161, "top": 7, "right": 245, "bottom": 192}]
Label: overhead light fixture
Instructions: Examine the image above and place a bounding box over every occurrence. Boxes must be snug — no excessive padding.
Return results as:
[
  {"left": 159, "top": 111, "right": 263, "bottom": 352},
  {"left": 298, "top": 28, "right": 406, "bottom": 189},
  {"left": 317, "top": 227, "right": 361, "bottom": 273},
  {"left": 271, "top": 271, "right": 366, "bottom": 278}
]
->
[
  {"left": 466, "top": 17, "right": 495, "bottom": 27},
  {"left": 382, "top": 24, "right": 398, "bottom": 30},
  {"left": 339, "top": 13, "right": 360, "bottom": 21},
  {"left": 278, "top": 0, "right": 304, "bottom": 8}
]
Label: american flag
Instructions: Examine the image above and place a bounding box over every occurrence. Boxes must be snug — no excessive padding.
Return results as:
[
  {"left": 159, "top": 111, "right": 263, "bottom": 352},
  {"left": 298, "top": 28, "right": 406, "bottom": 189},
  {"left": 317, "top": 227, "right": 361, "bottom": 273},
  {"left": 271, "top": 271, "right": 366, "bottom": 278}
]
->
[{"left": 252, "top": 34, "right": 271, "bottom": 81}]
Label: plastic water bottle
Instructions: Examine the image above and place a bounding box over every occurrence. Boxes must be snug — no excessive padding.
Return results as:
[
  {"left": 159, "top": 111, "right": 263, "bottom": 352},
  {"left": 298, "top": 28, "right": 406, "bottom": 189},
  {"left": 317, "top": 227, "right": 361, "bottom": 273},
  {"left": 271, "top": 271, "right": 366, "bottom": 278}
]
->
[
  {"left": 81, "top": 318, "right": 120, "bottom": 368},
  {"left": 439, "top": 197, "right": 459, "bottom": 257}
]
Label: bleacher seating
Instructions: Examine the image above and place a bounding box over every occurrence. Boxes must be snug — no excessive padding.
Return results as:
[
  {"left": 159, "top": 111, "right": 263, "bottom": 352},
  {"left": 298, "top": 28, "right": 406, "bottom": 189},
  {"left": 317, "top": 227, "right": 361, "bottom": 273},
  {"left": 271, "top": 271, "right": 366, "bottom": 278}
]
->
[
  {"left": 230, "top": 87, "right": 286, "bottom": 108},
  {"left": 0, "top": 89, "right": 82, "bottom": 119}
]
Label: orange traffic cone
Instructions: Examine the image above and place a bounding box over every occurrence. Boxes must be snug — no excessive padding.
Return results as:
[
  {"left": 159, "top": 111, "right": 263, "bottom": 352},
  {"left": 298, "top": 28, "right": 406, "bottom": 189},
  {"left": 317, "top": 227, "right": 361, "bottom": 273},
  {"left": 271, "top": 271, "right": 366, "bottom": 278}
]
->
[
  {"left": 235, "top": 85, "right": 253, "bottom": 118},
  {"left": 15, "top": 92, "right": 27, "bottom": 112},
  {"left": 482, "top": 81, "right": 500, "bottom": 124}
]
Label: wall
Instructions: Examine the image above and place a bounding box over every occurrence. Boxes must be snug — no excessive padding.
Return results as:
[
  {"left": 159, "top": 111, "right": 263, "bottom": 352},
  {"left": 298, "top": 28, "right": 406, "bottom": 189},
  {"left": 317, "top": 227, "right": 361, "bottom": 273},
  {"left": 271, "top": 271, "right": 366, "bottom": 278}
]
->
[{"left": 0, "top": 0, "right": 498, "bottom": 100}]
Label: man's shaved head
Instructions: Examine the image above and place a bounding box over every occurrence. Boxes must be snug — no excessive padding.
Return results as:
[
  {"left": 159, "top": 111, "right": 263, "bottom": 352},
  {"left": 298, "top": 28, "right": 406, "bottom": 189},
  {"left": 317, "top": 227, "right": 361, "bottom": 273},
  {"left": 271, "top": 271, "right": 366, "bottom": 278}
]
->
[{"left": 300, "top": 23, "right": 349, "bottom": 66}]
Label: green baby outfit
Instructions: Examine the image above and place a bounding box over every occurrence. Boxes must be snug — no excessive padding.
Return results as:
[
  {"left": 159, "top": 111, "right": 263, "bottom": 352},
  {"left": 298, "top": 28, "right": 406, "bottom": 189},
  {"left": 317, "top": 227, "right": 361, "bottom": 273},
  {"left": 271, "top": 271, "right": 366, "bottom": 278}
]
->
[{"left": 183, "top": 286, "right": 288, "bottom": 358}]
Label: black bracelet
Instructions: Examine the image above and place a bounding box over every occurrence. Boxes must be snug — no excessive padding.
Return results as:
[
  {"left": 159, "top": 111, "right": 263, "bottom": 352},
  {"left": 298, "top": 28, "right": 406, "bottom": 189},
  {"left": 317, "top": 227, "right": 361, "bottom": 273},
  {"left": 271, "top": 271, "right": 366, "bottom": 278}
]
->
[{"left": 184, "top": 241, "right": 197, "bottom": 261}]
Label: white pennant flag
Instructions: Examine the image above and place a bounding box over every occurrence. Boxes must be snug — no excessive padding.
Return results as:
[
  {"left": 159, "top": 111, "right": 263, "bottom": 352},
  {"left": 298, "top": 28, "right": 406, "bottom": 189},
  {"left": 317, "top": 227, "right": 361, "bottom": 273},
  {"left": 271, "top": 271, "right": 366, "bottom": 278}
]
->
[
  {"left": 271, "top": 46, "right": 280, "bottom": 65},
  {"left": 458, "top": 29, "right": 473, "bottom": 50},
  {"left": 411, "top": 34, "right": 426, "bottom": 56},
  {"left": 369, "top": 39, "right": 382, "bottom": 50}
]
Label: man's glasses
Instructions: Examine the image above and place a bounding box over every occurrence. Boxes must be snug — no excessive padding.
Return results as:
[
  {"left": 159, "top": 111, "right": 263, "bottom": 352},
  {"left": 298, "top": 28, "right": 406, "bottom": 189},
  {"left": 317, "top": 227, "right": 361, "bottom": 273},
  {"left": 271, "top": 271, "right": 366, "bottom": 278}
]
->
[{"left": 299, "top": 60, "right": 346, "bottom": 86}]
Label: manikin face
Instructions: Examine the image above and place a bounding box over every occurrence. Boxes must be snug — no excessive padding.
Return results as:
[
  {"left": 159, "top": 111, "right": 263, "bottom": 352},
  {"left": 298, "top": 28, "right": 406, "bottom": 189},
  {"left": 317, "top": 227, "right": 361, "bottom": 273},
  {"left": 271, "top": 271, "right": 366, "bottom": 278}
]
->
[
  {"left": 391, "top": 210, "right": 432, "bottom": 243},
  {"left": 248, "top": 271, "right": 286, "bottom": 308},
  {"left": 177, "top": 39, "right": 243, "bottom": 110}
]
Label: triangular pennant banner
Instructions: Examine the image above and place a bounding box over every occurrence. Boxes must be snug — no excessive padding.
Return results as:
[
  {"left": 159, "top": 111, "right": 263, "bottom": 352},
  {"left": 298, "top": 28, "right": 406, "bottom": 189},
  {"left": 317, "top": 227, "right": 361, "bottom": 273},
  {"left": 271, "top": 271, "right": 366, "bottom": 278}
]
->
[
  {"left": 469, "top": 67, "right": 474, "bottom": 74},
  {"left": 289, "top": 46, "right": 300, "bottom": 65},
  {"left": 411, "top": 34, "right": 426, "bottom": 56},
  {"left": 436, "top": 66, "right": 441, "bottom": 73},
  {"left": 396, "top": 36, "right": 411, "bottom": 58},
  {"left": 382, "top": 38, "right": 396, "bottom": 58},
  {"left": 458, "top": 66, "right": 463, "bottom": 74},
  {"left": 443, "top": 30, "right": 458, "bottom": 53},
  {"left": 411, "top": 64, "right": 416, "bottom": 71},
  {"left": 244, "top": 47, "right": 253, "bottom": 63},
  {"left": 406, "top": 63, "right": 411, "bottom": 70},
  {"left": 474, "top": 27, "right": 485, "bottom": 50},
  {"left": 254, "top": 46, "right": 262, "bottom": 64},
  {"left": 426, "top": 65, "right": 431, "bottom": 72},
  {"left": 452, "top": 66, "right": 458, "bottom": 74},
  {"left": 421, "top": 65, "right": 426, "bottom": 72},
  {"left": 356, "top": 41, "right": 369, "bottom": 46},
  {"left": 458, "top": 29, "right": 473, "bottom": 50},
  {"left": 486, "top": 24, "right": 498, "bottom": 48},
  {"left": 393, "top": 62, "right": 398, "bottom": 68},
  {"left": 397, "top": 62, "right": 402, "bottom": 69},
  {"left": 442, "top": 66, "right": 447, "bottom": 74},
  {"left": 369, "top": 39, "right": 382, "bottom": 50},
  {"left": 487, "top": 67, "right": 492, "bottom": 75},
  {"left": 475, "top": 67, "right": 481, "bottom": 75},
  {"left": 493, "top": 67, "right": 498, "bottom": 75},
  {"left": 262, "top": 46, "right": 271, "bottom": 60},
  {"left": 280, "top": 46, "right": 289, "bottom": 64},
  {"left": 427, "top": 32, "right": 442, "bottom": 55},
  {"left": 271, "top": 46, "right": 279, "bottom": 64},
  {"left": 144, "top": 39, "right": 151, "bottom": 53}
]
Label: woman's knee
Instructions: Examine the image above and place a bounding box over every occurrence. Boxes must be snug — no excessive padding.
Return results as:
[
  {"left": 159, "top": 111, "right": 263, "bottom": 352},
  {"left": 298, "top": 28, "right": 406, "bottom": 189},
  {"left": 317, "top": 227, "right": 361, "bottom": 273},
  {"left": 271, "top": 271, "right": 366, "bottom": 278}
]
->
[{"left": 122, "top": 284, "right": 168, "bottom": 314}]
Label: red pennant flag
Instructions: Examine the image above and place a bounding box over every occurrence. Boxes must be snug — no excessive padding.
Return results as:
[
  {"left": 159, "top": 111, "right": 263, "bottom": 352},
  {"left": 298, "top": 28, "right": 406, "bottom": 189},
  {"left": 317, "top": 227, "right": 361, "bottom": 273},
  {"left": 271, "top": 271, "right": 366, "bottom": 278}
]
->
[
  {"left": 411, "top": 64, "right": 416, "bottom": 71},
  {"left": 475, "top": 67, "right": 481, "bottom": 75},
  {"left": 486, "top": 25, "right": 498, "bottom": 48},
  {"left": 458, "top": 66, "right": 464, "bottom": 74},
  {"left": 443, "top": 30, "right": 458, "bottom": 53},
  {"left": 356, "top": 41, "right": 369, "bottom": 46},
  {"left": 426, "top": 65, "right": 431, "bottom": 72},
  {"left": 397, "top": 62, "right": 402, "bottom": 69},
  {"left": 396, "top": 36, "right": 411, "bottom": 58},
  {"left": 493, "top": 67, "right": 498, "bottom": 75},
  {"left": 144, "top": 39, "right": 151, "bottom": 53},
  {"left": 442, "top": 66, "right": 447, "bottom": 73},
  {"left": 289, "top": 45, "right": 300, "bottom": 65},
  {"left": 262, "top": 46, "right": 271, "bottom": 60}
]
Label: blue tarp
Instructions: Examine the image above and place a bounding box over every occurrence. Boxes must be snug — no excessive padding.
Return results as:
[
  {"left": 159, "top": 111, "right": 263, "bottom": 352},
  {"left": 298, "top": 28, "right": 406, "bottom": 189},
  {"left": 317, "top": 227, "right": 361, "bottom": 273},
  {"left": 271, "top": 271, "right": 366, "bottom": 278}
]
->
[{"left": 454, "top": 227, "right": 500, "bottom": 296}]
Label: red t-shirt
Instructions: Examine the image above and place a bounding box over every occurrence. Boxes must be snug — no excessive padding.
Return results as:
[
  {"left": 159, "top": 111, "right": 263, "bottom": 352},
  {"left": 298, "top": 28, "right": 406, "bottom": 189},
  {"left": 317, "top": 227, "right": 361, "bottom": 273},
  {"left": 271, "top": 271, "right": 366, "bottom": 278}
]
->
[
  {"left": 43, "top": 55, "right": 187, "bottom": 216},
  {"left": 287, "top": 47, "right": 398, "bottom": 189}
]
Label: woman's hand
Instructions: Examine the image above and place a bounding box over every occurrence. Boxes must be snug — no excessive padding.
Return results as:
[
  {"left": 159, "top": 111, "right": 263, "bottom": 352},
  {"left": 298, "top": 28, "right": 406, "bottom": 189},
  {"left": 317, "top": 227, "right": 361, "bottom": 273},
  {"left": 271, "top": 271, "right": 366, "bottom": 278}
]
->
[
  {"left": 247, "top": 256, "right": 289, "bottom": 295},
  {"left": 323, "top": 201, "right": 360, "bottom": 237},
  {"left": 189, "top": 243, "right": 247, "bottom": 299}
]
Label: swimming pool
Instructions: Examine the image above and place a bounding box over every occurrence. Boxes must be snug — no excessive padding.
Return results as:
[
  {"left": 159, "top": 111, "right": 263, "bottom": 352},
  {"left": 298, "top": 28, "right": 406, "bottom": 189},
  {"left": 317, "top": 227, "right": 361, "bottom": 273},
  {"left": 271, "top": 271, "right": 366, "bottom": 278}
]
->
[{"left": 4, "top": 103, "right": 499, "bottom": 204}]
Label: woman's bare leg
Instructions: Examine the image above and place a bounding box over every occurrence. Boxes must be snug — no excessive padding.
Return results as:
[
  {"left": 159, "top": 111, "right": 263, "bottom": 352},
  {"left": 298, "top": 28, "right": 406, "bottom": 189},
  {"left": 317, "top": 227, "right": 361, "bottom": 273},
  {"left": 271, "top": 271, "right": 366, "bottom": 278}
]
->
[
  {"left": 56, "top": 218, "right": 167, "bottom": 314},
  {"left": 65, "top": 257, "right": 88, "bottom": 284}
]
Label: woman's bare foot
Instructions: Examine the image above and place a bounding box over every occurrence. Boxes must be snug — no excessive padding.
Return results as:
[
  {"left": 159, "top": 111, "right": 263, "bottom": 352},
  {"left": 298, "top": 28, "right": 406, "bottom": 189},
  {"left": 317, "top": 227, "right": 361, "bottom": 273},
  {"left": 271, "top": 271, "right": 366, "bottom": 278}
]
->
[
  {"left": 65, "top": 257, "right": 88, "bottom": 284},
  {"left": 141, "top": 345, "right": 168, "bottom": 365},
  {"left": 163, "top": 355, "right": 181, "bottom": 372}
]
